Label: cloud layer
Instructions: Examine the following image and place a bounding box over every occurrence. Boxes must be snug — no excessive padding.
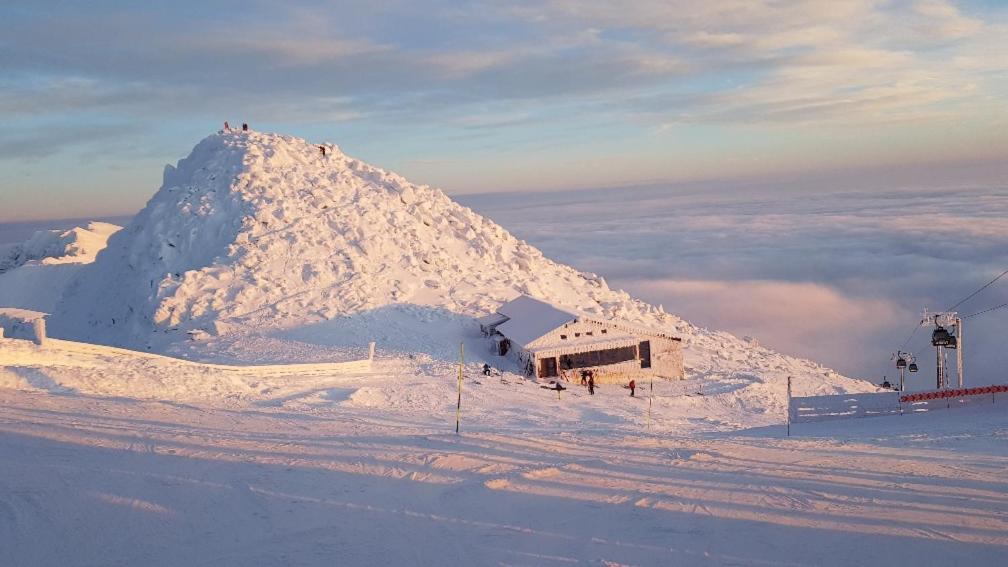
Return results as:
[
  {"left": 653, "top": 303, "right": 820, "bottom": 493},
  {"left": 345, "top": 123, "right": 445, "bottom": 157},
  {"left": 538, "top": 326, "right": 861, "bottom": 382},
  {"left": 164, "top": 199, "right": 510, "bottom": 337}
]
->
[{"left": 462, "top": 179, "right": 1008, "bottom": 387}]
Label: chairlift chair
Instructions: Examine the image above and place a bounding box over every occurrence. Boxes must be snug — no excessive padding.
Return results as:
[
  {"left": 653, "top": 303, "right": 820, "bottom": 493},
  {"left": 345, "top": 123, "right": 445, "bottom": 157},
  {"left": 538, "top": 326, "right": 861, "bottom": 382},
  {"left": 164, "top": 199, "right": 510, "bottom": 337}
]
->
[
  {"left": 908, "top": 362, "right": 918, "bottom": 372},
  {"left": 931, "top": 326, "right": 953, "bottom": 347}
]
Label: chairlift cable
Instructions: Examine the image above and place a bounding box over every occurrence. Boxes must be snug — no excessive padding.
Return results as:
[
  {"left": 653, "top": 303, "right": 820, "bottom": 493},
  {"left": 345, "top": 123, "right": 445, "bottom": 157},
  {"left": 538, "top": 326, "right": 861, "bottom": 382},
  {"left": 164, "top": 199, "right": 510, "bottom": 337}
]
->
[
  {"left": 946, "top": 268, "right": 1008, "bottom": 311},
  {"left": 963, "top": 302, "right": 1008, "bottom": 319}
]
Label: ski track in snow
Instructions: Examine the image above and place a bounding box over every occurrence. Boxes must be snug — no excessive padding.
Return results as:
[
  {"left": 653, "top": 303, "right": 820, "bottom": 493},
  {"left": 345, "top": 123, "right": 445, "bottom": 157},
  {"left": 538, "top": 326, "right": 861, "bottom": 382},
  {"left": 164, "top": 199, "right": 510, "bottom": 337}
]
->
[{"left": 1, "top": 390, "right": 1006, "bottom": 566}]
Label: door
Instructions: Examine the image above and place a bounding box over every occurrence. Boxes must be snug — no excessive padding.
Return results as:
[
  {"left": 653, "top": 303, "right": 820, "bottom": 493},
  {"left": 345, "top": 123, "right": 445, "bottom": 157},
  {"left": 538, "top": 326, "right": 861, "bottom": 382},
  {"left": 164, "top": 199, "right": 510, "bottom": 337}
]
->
[
  {"left": 639, "top": 340, "right": 652, "bottom": 369},
  {"left": 539, "top": 357, "right": 558, "bottom": 378}
]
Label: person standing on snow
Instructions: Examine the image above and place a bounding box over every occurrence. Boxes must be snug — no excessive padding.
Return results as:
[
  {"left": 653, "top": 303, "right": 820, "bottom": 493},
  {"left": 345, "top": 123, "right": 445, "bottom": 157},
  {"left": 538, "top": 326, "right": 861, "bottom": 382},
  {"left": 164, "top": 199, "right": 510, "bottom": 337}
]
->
[
  {"left": 224, "top": 121, "right": 230, "bottom": 131},
  {"left": 242, "top": 123, "right": 248, "bottom": 131},
  {"left": 319, "top": 145, "right": 327, "bottom": 157},
  {"left": 587, "top": 373, "right": 595, "bottom": 395},
  {"left": 482, "top": 363, "right": 491, "bottom": 376},
  {"left": 629, "top": 379, "right": 636, "bottom": 397}
]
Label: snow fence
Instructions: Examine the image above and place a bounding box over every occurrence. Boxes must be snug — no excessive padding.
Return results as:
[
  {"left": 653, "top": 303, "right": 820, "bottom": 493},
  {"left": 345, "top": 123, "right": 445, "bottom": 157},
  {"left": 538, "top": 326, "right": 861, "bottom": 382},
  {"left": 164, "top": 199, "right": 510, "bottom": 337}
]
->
[{"left": 789, "top": 385, "right": 1008, "bottom": 424}]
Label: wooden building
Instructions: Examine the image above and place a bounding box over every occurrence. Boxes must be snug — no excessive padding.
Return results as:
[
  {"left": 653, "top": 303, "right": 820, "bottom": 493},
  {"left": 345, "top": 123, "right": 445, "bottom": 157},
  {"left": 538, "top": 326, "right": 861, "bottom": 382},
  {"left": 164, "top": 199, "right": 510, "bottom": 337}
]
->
[{"left": 478, "top": 295, "right": 683, "bottom": 383}]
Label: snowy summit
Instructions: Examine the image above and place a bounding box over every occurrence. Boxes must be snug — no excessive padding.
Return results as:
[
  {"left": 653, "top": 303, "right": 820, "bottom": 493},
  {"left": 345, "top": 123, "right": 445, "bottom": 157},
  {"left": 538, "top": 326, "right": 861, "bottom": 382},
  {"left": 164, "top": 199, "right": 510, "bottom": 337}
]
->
[{"left": 45, "top": 129, "right": 872, "bottom": 406}]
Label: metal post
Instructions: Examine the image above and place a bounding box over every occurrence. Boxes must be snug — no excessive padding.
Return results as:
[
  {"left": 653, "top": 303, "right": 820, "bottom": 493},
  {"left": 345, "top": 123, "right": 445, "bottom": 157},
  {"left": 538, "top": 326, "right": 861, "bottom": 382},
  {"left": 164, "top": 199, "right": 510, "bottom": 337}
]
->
[
  {"left": 956, "top": 317, "right": 964, "bottom": 389},
  {"left": 898, "top": 367, "right": 904, "bottom": 393},
  {"left": 647, "top": 377, "right": 653, "bottom": 430},
  {"left": 786, "top": 376, "right": 792, "bottom": 437},
  {"left": 936, "top": 345, "right": 943, "bottom": 390},
  {"left": 456, "top": 342, "right": 463, "bottom": 434}
]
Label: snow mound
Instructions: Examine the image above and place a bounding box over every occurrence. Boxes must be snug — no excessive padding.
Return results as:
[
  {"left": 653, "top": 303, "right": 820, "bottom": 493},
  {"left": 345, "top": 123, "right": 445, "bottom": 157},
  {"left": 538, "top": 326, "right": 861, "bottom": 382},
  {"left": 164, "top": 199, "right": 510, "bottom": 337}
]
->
[
  {"left": 51, "top": 130, "right": 874, "bottom": 396},
  {"left": 0, "top": 222, "right": 120, "bottom": 274},
  {"left": 0, "top": 222, "right": 121, "bottom": 313}
]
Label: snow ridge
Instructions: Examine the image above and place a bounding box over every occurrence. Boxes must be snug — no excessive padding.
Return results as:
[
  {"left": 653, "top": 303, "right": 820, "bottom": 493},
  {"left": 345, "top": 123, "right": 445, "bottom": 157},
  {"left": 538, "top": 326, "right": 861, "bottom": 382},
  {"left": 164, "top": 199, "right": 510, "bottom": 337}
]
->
[
  {"left": 0, "top": 222, "right": 120, "bottom": 274},
  {"left": 52, "top": 130, "right": 873, "bottom": 395}
]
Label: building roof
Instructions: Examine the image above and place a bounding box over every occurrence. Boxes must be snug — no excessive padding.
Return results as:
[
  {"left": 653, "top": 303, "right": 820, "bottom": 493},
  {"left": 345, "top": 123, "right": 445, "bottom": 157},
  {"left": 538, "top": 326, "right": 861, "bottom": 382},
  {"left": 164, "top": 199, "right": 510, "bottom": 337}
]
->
[
  {"left": 494, "top": 295, "right": 578, "bottom": 347},
  {"left": 476, "top": 312, "right": 509, "bottom": 329},
  {"left": 487, "top": 295, "right": 681, "bottom": 349}
]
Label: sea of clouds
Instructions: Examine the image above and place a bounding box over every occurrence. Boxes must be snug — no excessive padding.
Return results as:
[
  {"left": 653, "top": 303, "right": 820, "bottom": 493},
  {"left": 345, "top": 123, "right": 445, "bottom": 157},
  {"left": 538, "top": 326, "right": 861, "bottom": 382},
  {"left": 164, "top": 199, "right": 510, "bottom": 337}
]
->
[{"left": 462, "top": 181, "right": 1008, "bottom": 388}]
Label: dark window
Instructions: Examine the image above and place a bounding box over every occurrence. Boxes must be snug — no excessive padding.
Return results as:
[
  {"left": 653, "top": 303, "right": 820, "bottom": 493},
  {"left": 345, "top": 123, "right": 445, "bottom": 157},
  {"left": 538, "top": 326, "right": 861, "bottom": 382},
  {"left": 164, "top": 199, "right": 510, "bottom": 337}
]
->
[
  {"left": 601, "top": 329, "right": 607, "bottom": 334},
  {"left": 498, "top": 339, "right": 510, "bottom": 356},
  {"left": 586, "top": 331, "right": 593, "bottom": 336},
  {"left": 575, "top": 333, "right": 581, "bottom": 338},
  {"left": 560, "top": 334, "right": 567, "bottom": 340},
  {"left": 563, "top": 345, "right": 637, "bottom": 369},
  {"left": 539, "top": 357, "right": 558, "bottom": 378},
  {"left": 639, "top": 340, "right": 652, "bottom": 369}
]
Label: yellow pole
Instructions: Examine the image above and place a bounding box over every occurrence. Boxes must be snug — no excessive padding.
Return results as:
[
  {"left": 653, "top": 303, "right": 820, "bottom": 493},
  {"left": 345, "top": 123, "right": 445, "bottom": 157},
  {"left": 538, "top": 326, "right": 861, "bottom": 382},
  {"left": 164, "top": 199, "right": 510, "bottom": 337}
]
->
[{"left": 456, "top": 342, "right": 464, "bottom": 434}]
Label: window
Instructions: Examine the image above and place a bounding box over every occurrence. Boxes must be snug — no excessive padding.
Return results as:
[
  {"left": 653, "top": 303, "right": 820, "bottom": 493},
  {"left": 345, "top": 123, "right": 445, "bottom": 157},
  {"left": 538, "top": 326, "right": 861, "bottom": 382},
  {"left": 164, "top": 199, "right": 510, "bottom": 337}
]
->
[
  {"left": 601, "top": 329, "right": 607, "bottom": 334},
  {"left": 562, "top": 345, "right": 637, "bottom": 369},
  {"left": 586, "top": 331, "right": 593, "bottom": 336},
  {"left": 575, "top": 333, "right": 581, "bottom": 338},
  {"left": 560, "top": 334, "right": 567, "bottom": 340}
]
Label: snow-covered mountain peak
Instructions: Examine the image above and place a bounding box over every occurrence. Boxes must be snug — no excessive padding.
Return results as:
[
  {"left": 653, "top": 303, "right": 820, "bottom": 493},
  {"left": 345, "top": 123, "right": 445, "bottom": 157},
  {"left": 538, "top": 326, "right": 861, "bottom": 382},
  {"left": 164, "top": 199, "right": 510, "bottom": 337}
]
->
[{"left": 51, "top": 129, "right": 875, "bottom": 396}]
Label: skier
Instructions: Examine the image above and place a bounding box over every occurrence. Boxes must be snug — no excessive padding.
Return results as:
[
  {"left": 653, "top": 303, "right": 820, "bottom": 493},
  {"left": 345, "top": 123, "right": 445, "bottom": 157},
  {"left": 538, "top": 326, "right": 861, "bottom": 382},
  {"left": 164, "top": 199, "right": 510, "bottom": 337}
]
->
[
  {"left": 629, "top": 379, "right": 636, "bottom": 397},
  {"left": 319, "top": 145, "right": 327, "bottom": 157},
  {"left": 482, "top": 363, "right": 491, "bottom": 377},
  {"left": 242, "top": 123, "right": 248, "bottom": 132},
  {"left": 224, "top": 121, "right": 230, "bottom": 131},
  {"left": 580, "top": 369, "right": 588, "bottom": 386},
  {"left": 587, "top": 373, "right": 595, "bottom": 396}
]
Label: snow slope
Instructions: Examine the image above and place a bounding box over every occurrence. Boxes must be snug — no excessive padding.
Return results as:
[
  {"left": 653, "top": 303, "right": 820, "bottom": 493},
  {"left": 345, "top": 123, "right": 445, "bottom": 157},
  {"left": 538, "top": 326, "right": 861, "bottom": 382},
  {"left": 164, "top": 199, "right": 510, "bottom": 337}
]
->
[
  {"left": 0, "top": 222, "right": 120, "bottom": 312},
  {"left": 51, "top": 130, "right": 874, "bottom": 401},
  {"left": 1, "top": 388, "right": 1006, "bottom": 566}
]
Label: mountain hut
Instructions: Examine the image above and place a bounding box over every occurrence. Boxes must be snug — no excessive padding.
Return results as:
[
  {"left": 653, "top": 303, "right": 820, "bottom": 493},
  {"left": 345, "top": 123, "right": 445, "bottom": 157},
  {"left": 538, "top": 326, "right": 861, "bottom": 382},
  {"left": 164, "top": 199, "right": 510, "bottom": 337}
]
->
[{"left": 478, "top": 295, "right": 683, "bottom": 383}]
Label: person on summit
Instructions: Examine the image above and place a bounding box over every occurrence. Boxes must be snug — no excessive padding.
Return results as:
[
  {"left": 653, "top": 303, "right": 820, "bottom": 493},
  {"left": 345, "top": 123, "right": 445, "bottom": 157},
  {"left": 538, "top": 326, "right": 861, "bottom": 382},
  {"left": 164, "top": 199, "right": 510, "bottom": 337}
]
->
[
  {"left": 319, "top": 145, "right": 327, "bottom": 157},
  {"left": 628, "top": 379, "right": 636, "bottom": 397},
  {"left": 224, "top": 121, "right": 230, "bottom": 131},
  {"left": 242, "top": 123, "right": 248, "bottom": 132},
  {"left": 587, "top": 373, "right": 595, "bottom": 396}
]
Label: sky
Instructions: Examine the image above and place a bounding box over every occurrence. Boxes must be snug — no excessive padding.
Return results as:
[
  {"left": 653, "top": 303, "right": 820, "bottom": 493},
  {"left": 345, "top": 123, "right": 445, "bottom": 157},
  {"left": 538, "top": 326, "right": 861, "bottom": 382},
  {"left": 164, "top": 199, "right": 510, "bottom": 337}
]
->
[{"left": 2, "top": 0, "right": 1008, "bottom": 222}]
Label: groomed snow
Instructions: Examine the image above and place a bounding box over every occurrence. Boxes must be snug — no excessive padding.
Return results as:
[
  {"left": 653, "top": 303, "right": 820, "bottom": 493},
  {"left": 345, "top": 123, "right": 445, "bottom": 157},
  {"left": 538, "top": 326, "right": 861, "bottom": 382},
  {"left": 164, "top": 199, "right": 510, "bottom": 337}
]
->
[{"left": 1, "top": 388, "right": 1005, "bottom": 566}]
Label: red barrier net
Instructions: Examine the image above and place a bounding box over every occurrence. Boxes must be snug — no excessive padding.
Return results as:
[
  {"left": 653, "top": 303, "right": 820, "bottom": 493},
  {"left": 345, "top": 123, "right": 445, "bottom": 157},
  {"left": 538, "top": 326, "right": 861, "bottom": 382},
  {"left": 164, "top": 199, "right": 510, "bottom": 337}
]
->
[{"left": 900, "top": 384, "right": 1008, "bottom": 403}]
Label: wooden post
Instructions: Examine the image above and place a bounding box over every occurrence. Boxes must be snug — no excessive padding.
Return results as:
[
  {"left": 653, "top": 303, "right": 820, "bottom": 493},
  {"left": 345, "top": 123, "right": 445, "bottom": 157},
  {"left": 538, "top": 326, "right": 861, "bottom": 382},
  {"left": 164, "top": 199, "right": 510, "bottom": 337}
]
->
[{"left": 456, "top": 342, "right": 463, "bottom": 434}]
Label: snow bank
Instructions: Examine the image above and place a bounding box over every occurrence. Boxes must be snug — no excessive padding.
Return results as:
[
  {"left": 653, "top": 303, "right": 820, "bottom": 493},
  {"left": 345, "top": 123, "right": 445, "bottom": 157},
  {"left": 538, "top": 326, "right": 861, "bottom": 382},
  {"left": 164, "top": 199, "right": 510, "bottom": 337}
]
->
[
  {"left": 0, "top": 222, "right": 120, "bottom": 273},
  {"left": 50, "top": 129, "right": 875, "bottom": 398},
  {"left": 0, "top": 222, "right": 121, "bottom": 312}
]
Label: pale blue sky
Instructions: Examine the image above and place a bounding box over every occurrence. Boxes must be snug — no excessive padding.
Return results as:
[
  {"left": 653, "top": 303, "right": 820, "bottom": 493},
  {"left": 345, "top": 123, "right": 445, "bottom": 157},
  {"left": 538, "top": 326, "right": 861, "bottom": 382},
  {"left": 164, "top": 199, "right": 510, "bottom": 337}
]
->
[{"left": 2, "top": 0, "right": 1007, "bottom": 221}]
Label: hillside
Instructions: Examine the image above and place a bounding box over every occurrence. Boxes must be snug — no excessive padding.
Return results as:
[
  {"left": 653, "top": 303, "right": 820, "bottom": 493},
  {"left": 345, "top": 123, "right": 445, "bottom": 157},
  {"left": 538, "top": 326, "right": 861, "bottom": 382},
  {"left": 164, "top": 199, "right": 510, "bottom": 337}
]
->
[
  {"left": 50, "top": 130, "right": 874, "bottom": 399},
  {"left": 0, "top": 222, "right": 121, "bottom": 312}
]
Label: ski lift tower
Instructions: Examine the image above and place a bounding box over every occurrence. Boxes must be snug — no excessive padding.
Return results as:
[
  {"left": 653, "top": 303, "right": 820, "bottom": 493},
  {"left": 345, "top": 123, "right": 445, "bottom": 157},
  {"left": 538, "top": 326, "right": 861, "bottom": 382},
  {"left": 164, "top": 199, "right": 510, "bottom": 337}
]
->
[
  {"left": 891, "top": 351, "right": 917, "bottom": 392},
  {"left": 921, "top": 310, "right": 964, "bottom": 390}
]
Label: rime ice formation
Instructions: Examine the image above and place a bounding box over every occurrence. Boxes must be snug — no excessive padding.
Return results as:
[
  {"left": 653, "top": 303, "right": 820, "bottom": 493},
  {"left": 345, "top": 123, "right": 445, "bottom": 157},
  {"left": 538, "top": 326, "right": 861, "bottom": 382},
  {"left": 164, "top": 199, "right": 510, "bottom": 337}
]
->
[{"left": 51, "top": 130, "right": 874, "bottom": 396}]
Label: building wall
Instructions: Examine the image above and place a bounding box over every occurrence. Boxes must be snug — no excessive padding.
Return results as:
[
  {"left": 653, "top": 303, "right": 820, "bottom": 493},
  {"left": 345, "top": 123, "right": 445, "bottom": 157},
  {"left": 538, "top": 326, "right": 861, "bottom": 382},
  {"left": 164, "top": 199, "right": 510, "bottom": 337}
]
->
[
  {"left": 527, "top": 319, "right": 616, "bottom": 350},
  {"left": 644, "top": 335, "right": 684, "bottom": 380}
]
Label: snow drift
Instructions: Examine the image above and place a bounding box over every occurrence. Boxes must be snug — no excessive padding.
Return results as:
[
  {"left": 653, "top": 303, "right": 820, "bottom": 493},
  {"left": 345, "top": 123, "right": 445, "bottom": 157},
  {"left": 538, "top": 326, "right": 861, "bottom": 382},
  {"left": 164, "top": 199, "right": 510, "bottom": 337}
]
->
[
  {"left": 51, "top": 130, "right": 874, "bottom": 395},
  {"left": 0, "top": 222, "right": 121, "bottom": 313}
]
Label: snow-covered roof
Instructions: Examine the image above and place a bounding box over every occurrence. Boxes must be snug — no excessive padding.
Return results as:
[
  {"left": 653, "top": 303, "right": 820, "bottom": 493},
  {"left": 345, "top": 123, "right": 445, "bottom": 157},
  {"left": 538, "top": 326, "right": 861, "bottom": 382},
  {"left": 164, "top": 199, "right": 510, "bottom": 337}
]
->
[
  {"left": 0, "top": 308, "right": 47, "bottom": 322},
  {"left": 476, "top": 312, "right": 508, "bottom": 329},
  {"left": 494, "top": 295, "right": 577, "bottom": 347},
  {"left": 489, "top": 295, "right": 679, "bottom": 348},
  {"left": 528, "top": 333, "right": 639, "bottom": 358}
]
